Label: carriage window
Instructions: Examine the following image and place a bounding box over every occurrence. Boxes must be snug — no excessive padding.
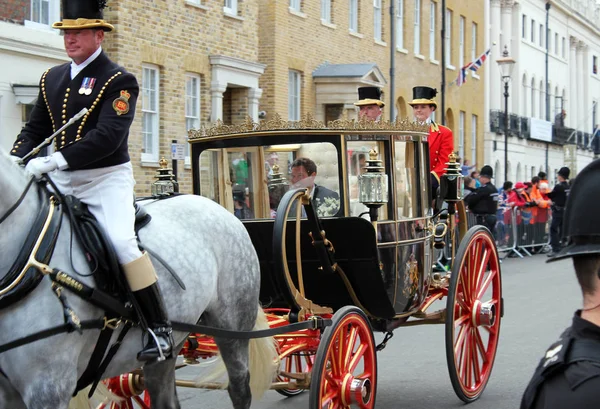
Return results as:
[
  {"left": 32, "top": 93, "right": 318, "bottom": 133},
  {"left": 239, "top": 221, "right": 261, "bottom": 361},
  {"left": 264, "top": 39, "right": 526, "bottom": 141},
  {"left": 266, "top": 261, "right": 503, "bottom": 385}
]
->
[
  {"left": 394, "top": 140, "right": 420, "bottom": 219},
  {"left": 346, "top": 140, "right": 389, "bottom": 220},
  {"left": 268, "top": 142, "right": 341, "bottom": 218},
  {"left": 198, "top": 149, "right": 220, "bottom": 203}
]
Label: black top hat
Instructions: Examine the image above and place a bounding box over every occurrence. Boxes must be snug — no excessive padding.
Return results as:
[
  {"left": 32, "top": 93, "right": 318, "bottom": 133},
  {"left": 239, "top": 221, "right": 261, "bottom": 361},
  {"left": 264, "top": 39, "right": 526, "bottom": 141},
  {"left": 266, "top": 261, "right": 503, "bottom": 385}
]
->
[
  {"left": 548, "top": 160, "right": 600, "bottom": 262},
  {"left": 354, "top": 87, "right": 385, "bottom": 107},
  {"left": 52, "top": 0, "right": 114, "bottom": 31},
  {"left": 558, "top": 167, "right": 570, "bottom": 179},
  {"left": 408, "top": 86, "right": 438, "bottom": 109},
  {"left": 480, "top": 165, "right": 493, "bottom": 178}
]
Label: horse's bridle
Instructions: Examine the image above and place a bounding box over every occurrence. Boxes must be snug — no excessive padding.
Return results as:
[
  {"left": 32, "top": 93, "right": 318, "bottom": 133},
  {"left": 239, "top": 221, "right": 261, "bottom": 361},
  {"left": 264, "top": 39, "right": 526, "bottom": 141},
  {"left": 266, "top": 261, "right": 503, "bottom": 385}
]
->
[{"left": 0, "top": 176, "right": 36, "bottom": 225}]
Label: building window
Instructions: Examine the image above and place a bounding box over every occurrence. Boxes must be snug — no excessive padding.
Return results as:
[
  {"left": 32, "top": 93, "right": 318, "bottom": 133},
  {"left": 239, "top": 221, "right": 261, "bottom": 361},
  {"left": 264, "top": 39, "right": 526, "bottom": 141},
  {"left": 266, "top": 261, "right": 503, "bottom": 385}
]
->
[
  {"left": 374, "top": 0, "right": 382, "bottom": 42},
  {"left": 471, "top": 22, "right": 477, "bottom": 61},
  {"left": 458, "top": 111, "right": 465, "bottom": 159},
  {"left": 321, "top": 0, "right": 332, "bottom": 23},
  {"left": 224, "top": 0, "right": 237, "bottom": 15},
  {"left": 429, "top": 1, "right": 435, "bottom": 60},
  {"left": 414, "top": 0, "right": 421, "bottom": 54},
  {"left": 445, "top": 8, "right": 452, "bottom": 67},
  {"left": 142, "top": 64, "right": 160, "bottom": 163},
  {"left": 562, "top": 37, "right": 566, "bottom": 58},
  {"left": 28, "top": 0, "right": 60, "bottom": 27},
  {"left": 290, "top": 0, "right": 301, "bottom": 11},
  {"left": 531, "top": 78, "right": 536, "bottom": 118},
  {"left": 539, "top": 80, "right": 544, "bottom": 119},
  {"left": 531, "top": 19, "right": 535, "bottom": 43},
  {"left": 349, "top": 0, "right": 358, "bottom": 32},
  {"left": 522, "top": 14, "right": 526, "bottom": 39},
  {"left": 459, "top": 16, "right": 465, "bottom": 68},
  {"left": 288, "top": 70, "right": 301, "bottom": 121},
  {"left": 522, "top": 75, "right": 528, "bottom": 117},
  {"left": 554, "top": 32, "right": 559, "bottom": 54},
  {"left": 539, "top": 24, "right": 544, "bottom": 47},
  {"left": 593, "top": 55, "right": 598, "bottom": 75},
  {"left": 397, "top": 0, "right": 404, "bottom": 49},
  {"left": 471, "top": 114, "right": 477, "bottom": 164},
  {"left": 185, "top": 73, "right": 201, "bottom": 163}
]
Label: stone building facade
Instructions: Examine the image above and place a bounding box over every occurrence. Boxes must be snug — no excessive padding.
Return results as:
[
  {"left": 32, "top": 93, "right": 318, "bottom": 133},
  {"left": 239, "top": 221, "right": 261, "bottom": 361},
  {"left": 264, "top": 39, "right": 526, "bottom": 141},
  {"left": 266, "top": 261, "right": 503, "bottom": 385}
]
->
[{"left": 1, "top": 0, "right": 487, "bottom": 194}]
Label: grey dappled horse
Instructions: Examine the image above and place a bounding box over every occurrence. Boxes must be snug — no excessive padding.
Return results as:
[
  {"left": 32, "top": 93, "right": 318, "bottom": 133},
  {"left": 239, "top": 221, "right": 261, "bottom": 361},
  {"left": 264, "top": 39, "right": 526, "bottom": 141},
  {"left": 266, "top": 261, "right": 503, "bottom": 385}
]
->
[{"left": 0, "top": 148, "right": 276, "bottom": 409}]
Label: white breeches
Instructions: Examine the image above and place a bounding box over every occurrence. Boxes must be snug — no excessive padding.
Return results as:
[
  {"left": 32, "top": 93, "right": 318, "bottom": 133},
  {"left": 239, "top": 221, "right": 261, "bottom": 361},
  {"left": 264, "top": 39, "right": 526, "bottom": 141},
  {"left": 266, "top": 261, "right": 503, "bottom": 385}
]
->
[{"left": 49, "top": 162, "right": 142, "bottom": 264}]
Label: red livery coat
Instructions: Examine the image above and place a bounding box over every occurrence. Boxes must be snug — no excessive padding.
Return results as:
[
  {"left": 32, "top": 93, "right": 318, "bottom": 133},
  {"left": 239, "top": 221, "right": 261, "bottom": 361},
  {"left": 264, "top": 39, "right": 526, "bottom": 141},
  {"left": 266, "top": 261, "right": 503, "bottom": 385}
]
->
[{"left": 428, "top": 122, "right": 454, "bottom": 182}]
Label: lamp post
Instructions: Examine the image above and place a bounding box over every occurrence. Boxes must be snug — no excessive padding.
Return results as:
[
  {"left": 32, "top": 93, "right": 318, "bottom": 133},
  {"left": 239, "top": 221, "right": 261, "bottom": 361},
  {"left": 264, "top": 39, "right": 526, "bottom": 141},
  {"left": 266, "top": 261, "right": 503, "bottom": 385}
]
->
[{"left": 496, "top": 46, "right": 516, "bottom": 183}]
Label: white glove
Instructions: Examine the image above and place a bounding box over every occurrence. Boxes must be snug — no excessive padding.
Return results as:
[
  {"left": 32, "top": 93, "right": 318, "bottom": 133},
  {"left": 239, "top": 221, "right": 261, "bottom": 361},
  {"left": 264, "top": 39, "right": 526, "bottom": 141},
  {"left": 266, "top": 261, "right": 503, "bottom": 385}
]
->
[{"left": 25, "top": 155, "right": 59, "bottom": 179}]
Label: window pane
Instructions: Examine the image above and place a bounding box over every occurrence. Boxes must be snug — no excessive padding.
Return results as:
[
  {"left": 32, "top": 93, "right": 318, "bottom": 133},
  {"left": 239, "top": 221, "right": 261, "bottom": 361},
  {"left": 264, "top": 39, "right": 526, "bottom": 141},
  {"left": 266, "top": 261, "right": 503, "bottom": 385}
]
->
[
  {"left": 349, "top": 0, "right": 358, "bottom": 31},
  {"left": 394, "top": 140, "right": 419, "bottom": 219},
  {"left": 397, "top": 0, "right": 404, "bottom": 49}
]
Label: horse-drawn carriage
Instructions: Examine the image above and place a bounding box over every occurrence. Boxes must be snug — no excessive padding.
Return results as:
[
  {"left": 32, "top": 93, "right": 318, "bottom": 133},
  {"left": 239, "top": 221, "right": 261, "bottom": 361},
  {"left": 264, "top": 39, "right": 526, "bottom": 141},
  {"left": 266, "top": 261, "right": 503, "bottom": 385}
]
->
[{"left": 100, "top": 115, "right": 502, "bottom": 408}]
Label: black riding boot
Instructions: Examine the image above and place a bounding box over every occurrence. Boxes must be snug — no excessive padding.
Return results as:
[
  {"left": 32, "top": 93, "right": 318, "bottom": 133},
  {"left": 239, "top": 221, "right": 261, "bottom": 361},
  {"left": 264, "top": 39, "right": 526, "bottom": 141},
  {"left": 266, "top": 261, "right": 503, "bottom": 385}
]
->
[{"left": 133, "top": 283, "right": 174, "bottom": 362}]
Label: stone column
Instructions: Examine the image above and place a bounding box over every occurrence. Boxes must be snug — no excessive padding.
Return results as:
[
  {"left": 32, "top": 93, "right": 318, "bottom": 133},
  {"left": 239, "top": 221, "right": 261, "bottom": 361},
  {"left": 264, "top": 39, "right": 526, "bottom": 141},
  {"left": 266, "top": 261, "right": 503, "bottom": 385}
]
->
[
  {"left": 501, "top": 0, "right": 514, "bottom": 113},
  {"left": 490, "top": 0, "right": 502, "bottom": 111},
  {"left": 569, "top": 37, "right": 578, "bottom": 129},
  {"left": 247, "top": 87, "right": 263, "bottom": 122},
  {"left": 576, "top": 41, "right": 585, "bottom": 133},
  {"left": 210, "top": 81, "right": 227, "bottom": 123}
]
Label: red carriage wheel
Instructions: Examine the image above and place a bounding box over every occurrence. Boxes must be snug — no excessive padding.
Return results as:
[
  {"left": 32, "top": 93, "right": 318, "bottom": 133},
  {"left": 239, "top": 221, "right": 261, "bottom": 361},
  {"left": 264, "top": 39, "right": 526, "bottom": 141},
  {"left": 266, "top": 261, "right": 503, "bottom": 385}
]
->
[
  {"left": 445, "top": 226, "right": 502, "bottom": 402},
  {"left": 276, "top": 349, "right": 315, "bottom": 397},
  {"left": 309, "top": 306, "right": 377, "bottom": 409},
  {"left": 96, "top": 373, "right": 151, "bottom": 409}
]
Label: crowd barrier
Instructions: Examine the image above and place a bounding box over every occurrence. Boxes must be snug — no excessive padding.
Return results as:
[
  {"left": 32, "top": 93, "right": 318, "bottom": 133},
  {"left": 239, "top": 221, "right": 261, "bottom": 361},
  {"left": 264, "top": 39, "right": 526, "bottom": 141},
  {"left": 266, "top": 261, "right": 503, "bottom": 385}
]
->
[{"left": 435, "top": 205, "right": 552, "bottom": 268}]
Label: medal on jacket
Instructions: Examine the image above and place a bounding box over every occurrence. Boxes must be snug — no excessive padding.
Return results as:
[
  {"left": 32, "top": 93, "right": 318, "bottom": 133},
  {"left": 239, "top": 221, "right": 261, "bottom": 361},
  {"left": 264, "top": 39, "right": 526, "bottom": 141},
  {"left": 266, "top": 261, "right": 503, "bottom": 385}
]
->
[{"left": 78, "top": 77, "right": 96, "bottom": 95}]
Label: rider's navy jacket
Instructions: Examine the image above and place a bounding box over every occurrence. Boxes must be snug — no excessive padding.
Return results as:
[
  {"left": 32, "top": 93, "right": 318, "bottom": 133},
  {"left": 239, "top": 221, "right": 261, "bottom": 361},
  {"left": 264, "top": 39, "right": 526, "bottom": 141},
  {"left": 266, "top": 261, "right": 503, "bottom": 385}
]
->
[{"left": 11, "top": 51, "right": 138, "bottom": 170}]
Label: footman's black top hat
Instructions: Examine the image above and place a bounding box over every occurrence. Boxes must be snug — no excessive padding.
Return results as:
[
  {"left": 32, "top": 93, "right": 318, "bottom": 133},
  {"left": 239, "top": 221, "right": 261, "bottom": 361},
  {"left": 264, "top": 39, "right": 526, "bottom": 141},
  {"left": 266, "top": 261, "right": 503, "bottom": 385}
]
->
[
  {"left": 354, "top": 87, "right": 385, "bottom": 107},
  {"left": 53, "top": 0, "right": 114, "bottom": 32},
  {"left": 408, "top": 86, "right": 438, "bottom": 109}
]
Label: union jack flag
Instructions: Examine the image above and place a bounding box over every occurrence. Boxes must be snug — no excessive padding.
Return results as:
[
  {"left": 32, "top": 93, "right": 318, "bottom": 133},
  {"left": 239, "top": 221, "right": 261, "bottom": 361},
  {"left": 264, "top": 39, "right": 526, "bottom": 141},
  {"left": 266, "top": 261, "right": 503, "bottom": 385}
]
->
[{"left": 453, "top": 48, "right": 492, "bottom": 87}]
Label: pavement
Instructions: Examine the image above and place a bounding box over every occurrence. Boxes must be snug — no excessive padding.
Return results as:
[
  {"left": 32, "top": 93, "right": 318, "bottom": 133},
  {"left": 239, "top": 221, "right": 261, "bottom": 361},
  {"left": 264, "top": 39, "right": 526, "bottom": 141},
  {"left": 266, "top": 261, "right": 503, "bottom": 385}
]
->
[{"left": 173, "top": 253, "right": 578, "bottom": 409}]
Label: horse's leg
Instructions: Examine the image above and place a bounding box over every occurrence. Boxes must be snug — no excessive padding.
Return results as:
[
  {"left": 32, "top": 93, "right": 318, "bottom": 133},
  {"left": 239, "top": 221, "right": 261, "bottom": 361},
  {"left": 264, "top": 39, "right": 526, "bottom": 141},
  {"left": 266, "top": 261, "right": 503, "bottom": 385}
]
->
[
  {"left": 142, "top": 356, "right": 180, "bottom": 409},
  {"left": 212, "top": 337, "right": 252, "bottom": 409}
]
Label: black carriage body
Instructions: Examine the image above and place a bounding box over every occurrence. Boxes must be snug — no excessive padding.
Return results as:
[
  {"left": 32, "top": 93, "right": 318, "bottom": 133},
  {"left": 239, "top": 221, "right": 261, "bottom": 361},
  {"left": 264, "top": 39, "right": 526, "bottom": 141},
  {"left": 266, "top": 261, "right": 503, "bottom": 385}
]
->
[{"left": 189, "top": 125, "right": 434, "bottom": 321}]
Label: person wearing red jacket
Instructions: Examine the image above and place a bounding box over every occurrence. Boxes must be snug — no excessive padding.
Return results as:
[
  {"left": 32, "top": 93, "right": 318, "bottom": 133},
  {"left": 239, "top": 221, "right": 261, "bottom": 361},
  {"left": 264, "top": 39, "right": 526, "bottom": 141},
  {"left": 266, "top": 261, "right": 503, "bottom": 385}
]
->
[{"left": 409, "top": 86, "right": 454, "bottom": 201}]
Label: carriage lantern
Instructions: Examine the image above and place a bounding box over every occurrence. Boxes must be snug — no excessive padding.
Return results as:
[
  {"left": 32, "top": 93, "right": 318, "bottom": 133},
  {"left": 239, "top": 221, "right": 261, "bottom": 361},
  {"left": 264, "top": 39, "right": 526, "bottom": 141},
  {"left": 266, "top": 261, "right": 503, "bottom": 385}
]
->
[
  {"left": 359, "top": 149, "right": 388, "bottom": 222},
  {"left": 151, "top": 157, "right": 179, "bottom": 195},
  {"left": 439, "top": 152, "right": 463, "bottom": 202}
]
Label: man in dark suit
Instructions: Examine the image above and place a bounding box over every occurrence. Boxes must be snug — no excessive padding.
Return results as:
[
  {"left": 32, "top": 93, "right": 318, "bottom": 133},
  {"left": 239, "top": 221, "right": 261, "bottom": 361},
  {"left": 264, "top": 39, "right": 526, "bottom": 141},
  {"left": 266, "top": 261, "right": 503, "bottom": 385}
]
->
[
  {"left": 290, "top": 157, "right": 340, "bottom": 217},
  {"left": 9, "top": 0, "right": 172, "bottom": 362},
  {"left": 408, "top": 86, "right": 454, "bottom": 203}
]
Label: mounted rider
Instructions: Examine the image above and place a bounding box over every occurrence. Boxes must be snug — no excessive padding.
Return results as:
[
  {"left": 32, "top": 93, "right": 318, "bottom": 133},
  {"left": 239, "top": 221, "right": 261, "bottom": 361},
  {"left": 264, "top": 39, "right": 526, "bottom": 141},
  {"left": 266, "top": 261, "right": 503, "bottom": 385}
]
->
[{"left": 9, "top": 0, "right": 173, "bottom": 362}]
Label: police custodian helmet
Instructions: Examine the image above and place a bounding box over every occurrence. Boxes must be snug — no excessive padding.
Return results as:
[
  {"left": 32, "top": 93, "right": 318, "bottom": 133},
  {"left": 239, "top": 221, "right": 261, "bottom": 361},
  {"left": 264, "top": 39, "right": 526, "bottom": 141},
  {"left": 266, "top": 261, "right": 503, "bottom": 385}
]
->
[{"left": 548, "top": 159, "right": 600, "bottom": 262}]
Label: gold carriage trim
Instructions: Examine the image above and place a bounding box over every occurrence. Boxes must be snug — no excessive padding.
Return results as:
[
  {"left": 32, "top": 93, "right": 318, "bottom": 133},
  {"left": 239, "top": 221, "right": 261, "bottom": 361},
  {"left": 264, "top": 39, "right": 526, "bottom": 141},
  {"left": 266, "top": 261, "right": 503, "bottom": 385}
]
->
[{"left": 188, "top": 113, "right": 429, "bottom": 140}]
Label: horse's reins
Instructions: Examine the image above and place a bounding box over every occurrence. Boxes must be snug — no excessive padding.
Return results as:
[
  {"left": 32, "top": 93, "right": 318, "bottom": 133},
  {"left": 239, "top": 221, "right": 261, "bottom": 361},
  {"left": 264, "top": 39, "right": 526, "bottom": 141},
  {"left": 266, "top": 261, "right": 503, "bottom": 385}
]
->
[{"left": 0, "top": 176, "right": 36, "bottom": 225}]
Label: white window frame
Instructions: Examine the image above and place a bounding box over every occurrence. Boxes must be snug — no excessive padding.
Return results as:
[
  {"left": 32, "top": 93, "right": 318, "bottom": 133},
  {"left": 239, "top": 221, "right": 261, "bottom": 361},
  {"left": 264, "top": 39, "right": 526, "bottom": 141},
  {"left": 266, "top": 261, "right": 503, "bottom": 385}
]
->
[
  {"left": 539, "top": 24, "right": 544, "bottom": 47},
  {"left": 459, "top": 16, "right": 465, "bottom": 68},
  {"left": 458, "top": 111, "right": 465, "bottom": 159},
  {"left": 554, "top": 32, "right": 559, "bottom": 54},
  {"left": 224, "top": 0, "right": 238, "bottom": 15},
  {"left": 413, "top": 0, "right": 421, "bottom": 55},
  {"left": 288, "top": 70, "right": 301, "bottom": 121},
  {"left": 445, "top": 9, "right": 452, "bottom": 67},
  {"left": 531, "top": 19, "right": 535, "bottom": 43},
  {"left": 185, "top": 73, "right": 201, "bottom": 165},
  {"left": 25, "top": 0, "right": 60, "bottom": 30},
  {"left": 522, "top": 14, "right": 526, "bottom": 39},
  {"left": 471, "top": 114, "right": 477, "bottom": 164},
  {"left": 321, "top": 0, "right": 332, "bottom": 23},
  {"left": 290, "top": 0, "right": 301, "bottom": 12},
  {"left": 349, "top": 0, "right": 358, "bottom": 32},
  {"left": 397, "top": 0, "right": 404, "bottom": 49},
  {"left": 142, "top": 64, "right": 160, "bottom": 164},
  {"left": 562, "top": 37, "right": 566, "bottom": 58},
  {"left": 374, "top": 0, "right": 383, "bottom": 42},
  {"left": 531, "top": 78, "right": 536, "bottom": 118},
  {"left": 429, "top": 1, "right": 436, "bottom": 60}
]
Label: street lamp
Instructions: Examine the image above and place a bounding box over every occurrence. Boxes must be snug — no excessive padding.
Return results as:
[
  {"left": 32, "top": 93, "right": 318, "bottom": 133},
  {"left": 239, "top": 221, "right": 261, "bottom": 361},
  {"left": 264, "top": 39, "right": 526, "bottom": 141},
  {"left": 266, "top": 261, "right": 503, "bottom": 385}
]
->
[{"left": 496, "top": 45, "right": 516, "bottom": 182}]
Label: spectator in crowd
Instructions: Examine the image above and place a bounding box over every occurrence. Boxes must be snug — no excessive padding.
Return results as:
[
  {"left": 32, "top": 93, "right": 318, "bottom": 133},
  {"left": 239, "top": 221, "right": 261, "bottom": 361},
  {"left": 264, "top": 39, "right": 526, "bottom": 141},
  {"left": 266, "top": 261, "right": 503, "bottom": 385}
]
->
[
  {"left": 554, "top": 109, "right": 566, "bottom": 127},
  {"left": 509, "top": 182, "right": 528, "bottom": 208},
  {"left": 470, "top": 170, "right": 481, "bottom": 188},
  {"left": 530, "top": 177, "right": 552, "bottom": 252},
  {"left": 233, "top": 185, "right": 254, "bottom": 220},
  {"left": 547, "top": 167, "right": 571, "bottom": 257},
  {"left": 464, "top": 165, "right": 498, "bottom": 234},
  {"left": 461, "top": 159, "right": 477, "bottom": 177},
  {"left": 521, "top": 159, "right": 600, "bottom": 409},
  {"left": 463, "top": 176, "right": 477, "bottom": 198},
  {"left": 497, "top": 181, "right": 514, "bottom": 246},
  {"left": 538, "top": 171, "right": 549, "bottom": 186}
]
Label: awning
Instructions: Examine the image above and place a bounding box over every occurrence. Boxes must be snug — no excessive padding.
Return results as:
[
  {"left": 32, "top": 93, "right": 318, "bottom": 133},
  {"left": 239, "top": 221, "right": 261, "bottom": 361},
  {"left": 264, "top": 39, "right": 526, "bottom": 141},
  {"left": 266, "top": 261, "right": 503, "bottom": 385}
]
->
[{"left": 12, "top": 84, "right": 39, "bottom": 104}]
